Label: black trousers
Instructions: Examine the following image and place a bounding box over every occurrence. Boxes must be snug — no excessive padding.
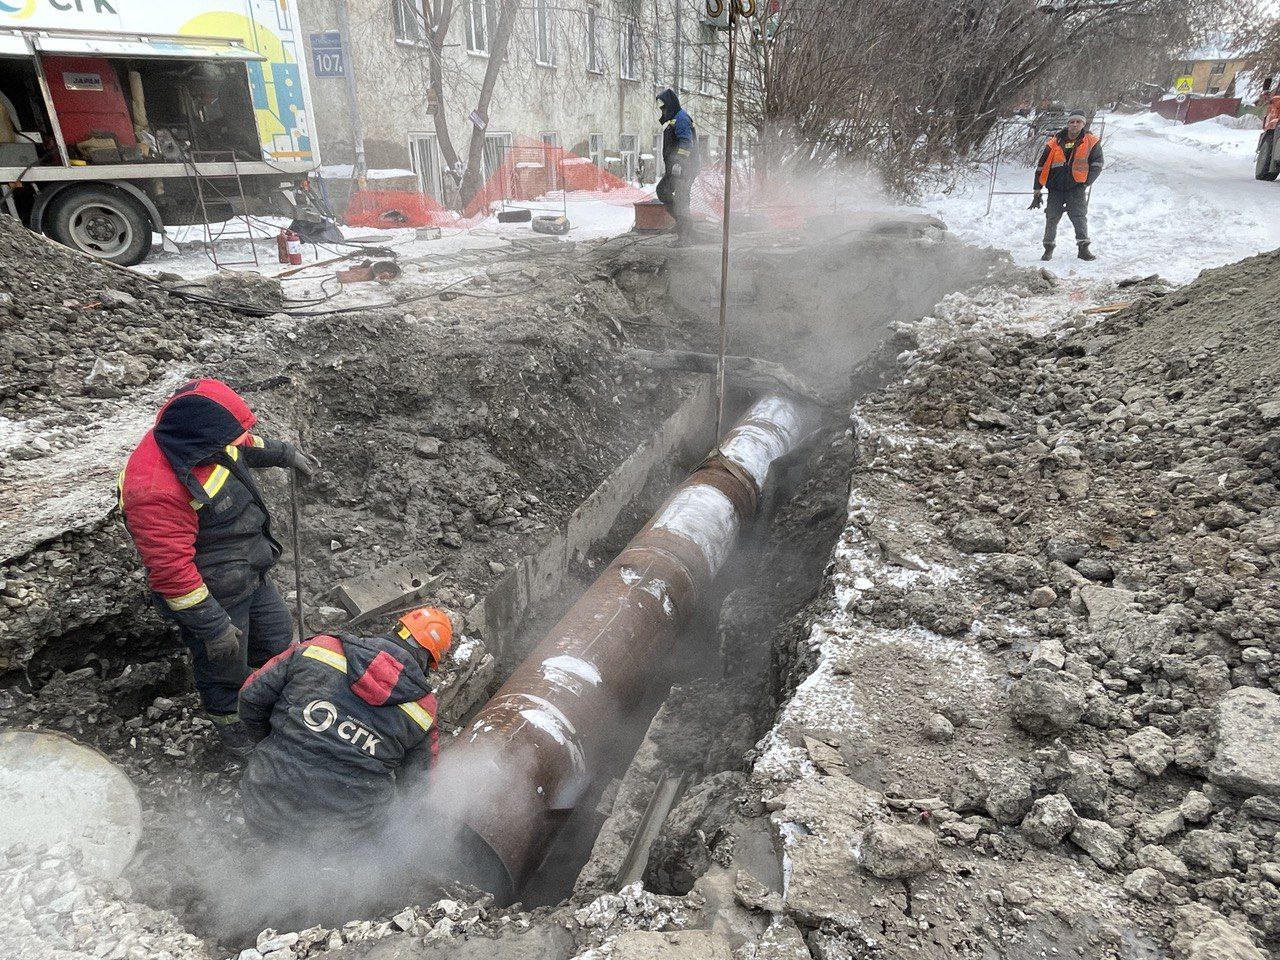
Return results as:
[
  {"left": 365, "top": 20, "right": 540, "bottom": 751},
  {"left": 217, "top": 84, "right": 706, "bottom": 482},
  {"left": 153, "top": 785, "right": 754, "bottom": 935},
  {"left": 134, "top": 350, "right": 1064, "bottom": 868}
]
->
[
  {"left": 175, "top": 577, "right": 293, "bottom": 714},
  {"left": 1043, "top": 188, "right": 1089, "bottom": 245},
  {"left": 656, "top": 172, "right": 692, "bottom": 235}
]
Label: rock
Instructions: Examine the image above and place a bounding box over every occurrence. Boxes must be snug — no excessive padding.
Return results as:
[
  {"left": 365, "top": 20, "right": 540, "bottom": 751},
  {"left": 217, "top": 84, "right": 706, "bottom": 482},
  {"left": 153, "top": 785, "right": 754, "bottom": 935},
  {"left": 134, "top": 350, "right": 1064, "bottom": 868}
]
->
[
  {"left": 983, "top": 763, "right": 1036, "bottom": 824},
  {"left": 1046, "top": 538, "right": 1088, "bottom": 564},
  {"left": 1123, "top": 867, "right": 1164, "bottom": 901},
  {"left": 1076, "top": 557, "right": 1114, "bottom": 581},
  {"left": 100, "top": 289, "right": 139, "bottom": 309},
  {"left": 923, "top": 713, "right": 955, "bottom": 742},
  {"left": 1136, "top": 808, "right": 1186, "bottom": 844},
  {"left": 858, "top": 821, "right": 940, "bottom": 880},
  {"left": 734, "top": 870, "right": 785, "bottom": 913},
  {"left": 1239, "top": 795, "right": 1280, "bottom": 821},
  {"left": 752, "top": 917, "right": 812, "bottom": 960},
  {"left": 1172, "top": 904, "right": 1267, "bottom": 960},
  {"left": 1137, "top": 843, "right": 1190, "bottom": 882},
  {"left": 1081, "top": 584, "right": 1136, "bottom": 629},
  {"left": 1058, "top": 750, "right": 1110, "bottom": 815},
  {"left": 1028, "top": 637, "right": 1066, "bottom": 671},
  {"left": 1181, "top": 829, "right": 1237, "bottom": 874},
  {"left": 1180, "top": 790, "right": 1213, "bottom": 823},
  {"left": 1070, "top": 818, "right": 1127, "bottom": 870},
  {"left": 1125, "top": 726, "right": 1176, "bottom": 777},
  {"left": 1020, "top": 794, "right": 1078, "bottom": 848},
  {"left": 1029, "top": 586, "right": 1058, "bottom": 608},
  {"left": 952, "top": 518, "right": 1007, "bottom": 554},
  {"left": 1009, "top": 668, "right": 1086, "bottom": 735},
  {"left": 1209, "top": 688, "right": 1280, "bottom": 798},
  {"left": 414, "top": 437, "right": 443, "bottom": 459}
]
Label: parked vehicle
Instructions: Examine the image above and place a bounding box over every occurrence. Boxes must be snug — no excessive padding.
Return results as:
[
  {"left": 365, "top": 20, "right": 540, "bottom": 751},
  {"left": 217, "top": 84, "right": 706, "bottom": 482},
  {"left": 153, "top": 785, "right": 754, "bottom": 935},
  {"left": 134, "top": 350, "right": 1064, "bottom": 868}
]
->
[{"left": 0, "top": 1, "right": 318, "bottom": 264}]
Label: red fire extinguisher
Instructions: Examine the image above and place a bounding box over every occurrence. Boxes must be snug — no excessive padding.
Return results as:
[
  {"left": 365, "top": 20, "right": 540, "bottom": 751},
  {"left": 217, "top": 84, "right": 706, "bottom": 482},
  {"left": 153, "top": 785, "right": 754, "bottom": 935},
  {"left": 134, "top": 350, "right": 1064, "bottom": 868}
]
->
[{"left": 277, "top": 228, "right": 302, "bottom": 265}]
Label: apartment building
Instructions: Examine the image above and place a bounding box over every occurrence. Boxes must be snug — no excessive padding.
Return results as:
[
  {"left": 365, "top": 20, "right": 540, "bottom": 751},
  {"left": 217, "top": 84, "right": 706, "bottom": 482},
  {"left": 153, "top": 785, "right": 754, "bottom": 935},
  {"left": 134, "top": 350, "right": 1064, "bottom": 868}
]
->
[{"left": 298, "top": 0, "right": 733, "bottom": 206}]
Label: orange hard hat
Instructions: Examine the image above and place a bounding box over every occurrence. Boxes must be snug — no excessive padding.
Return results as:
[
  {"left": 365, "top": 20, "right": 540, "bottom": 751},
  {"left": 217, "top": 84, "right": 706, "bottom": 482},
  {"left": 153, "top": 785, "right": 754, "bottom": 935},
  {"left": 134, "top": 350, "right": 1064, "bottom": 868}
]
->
[{"left": 395, "top": 607, "right": 453, "bottom": 666}]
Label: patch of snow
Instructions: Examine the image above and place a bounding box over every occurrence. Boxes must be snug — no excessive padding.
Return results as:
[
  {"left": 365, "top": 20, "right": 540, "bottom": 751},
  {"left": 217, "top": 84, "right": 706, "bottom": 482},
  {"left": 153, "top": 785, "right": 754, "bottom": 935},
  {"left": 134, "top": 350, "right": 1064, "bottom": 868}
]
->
[{"left": 916, "top": 110, "right": 1280, "bottom": 284}]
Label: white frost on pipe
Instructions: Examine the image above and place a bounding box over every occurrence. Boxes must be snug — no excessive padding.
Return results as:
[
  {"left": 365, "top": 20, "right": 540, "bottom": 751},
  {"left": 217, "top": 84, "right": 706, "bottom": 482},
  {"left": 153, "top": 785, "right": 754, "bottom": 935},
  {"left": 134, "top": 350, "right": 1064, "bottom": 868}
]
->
[
  {"left": 719, "top": 396, "right": 804, "bottom": 489},
  {"left": 514, "top": 693, "right": 587, "bottom": 774},
  {"left": 540, "top": 654, "right": 603, "bottom": 691},
  {"left": 651, "top": 483, "right": 739, "bottom": 576},
  {"left": 619, "top": 565, "right": 641, "bottom": 585}
]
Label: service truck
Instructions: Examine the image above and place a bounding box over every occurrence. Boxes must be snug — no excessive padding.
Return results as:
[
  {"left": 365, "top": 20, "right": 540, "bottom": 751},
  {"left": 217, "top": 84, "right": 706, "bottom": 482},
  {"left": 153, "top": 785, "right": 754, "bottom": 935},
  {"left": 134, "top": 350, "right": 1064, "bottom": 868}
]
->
[{"left": 0, "top": 0, "right": 318, "bottom": 264}]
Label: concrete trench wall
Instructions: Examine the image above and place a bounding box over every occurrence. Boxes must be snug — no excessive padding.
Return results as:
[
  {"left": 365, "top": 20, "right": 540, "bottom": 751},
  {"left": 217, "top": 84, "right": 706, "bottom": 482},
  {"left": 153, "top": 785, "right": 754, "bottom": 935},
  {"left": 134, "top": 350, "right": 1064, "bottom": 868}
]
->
[{"left": 334, "top": 379, "right": 717, "bottom": 666}]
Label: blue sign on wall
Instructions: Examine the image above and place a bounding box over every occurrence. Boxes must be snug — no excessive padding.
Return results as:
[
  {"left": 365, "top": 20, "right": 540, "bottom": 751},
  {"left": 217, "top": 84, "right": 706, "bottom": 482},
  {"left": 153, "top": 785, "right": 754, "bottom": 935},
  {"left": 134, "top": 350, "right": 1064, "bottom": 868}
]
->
[{"left": 310, "top": 31, "right": 345, "bottom": 79}]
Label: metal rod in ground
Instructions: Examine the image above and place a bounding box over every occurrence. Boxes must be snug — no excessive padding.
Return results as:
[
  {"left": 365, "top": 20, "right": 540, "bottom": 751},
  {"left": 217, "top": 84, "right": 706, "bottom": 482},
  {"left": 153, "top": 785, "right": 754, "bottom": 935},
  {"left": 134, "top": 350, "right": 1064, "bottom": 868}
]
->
[
  {"left": 288, "top": 469, "right": 306, "bottom": 640},
  {"left": 714, "top": 15, "right": 738, "bottom": 442}
]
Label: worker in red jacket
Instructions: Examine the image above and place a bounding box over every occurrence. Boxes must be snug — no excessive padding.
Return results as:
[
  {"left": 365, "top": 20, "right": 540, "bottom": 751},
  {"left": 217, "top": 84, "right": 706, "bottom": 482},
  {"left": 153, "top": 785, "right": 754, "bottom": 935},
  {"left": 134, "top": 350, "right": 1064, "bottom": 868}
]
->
[
  {"left": 238, "top": 607, "right": 450, "bottom": 844},
  {"left": 118, "top": 378, "right": 317, "bottom": 756}
]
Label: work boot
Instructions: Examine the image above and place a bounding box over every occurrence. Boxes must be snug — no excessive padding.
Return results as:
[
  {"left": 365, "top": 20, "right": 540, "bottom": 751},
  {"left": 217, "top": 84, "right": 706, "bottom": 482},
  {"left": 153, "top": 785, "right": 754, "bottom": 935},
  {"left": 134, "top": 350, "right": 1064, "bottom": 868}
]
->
[
  {"left": 1040, "top": 243, "right": 1054, "bottom": 261},
  {"left": 1077, "top": 241, "right": 1096, "bottom": 261},
  {"left": 211, "top": 714, "right": 254, "bottom": 760}
]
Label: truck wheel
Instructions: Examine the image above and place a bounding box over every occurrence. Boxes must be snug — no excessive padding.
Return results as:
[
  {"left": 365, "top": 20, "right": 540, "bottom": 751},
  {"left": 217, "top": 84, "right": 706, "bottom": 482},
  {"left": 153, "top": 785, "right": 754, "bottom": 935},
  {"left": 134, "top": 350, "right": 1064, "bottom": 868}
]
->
[
  {"left": 1256, "top": 132, "right": 1277, "bottom": 181},
  {"left": 45, "top": 186, "right": 154, "bottom": 265}
]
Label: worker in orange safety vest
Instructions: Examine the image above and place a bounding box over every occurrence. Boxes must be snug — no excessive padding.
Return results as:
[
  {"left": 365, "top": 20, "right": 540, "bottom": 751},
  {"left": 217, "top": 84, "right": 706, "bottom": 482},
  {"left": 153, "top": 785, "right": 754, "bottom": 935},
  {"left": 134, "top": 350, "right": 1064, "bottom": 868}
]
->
[{"left": 1030, "top": 109, "right": 1104, "bottom": 262}]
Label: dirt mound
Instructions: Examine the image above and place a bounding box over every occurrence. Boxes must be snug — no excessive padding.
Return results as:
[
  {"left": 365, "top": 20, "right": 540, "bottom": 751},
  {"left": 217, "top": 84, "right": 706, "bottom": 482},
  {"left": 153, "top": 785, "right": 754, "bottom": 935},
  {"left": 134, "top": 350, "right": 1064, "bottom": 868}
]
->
[
  {"left": 0, "top": 215, "right": 251, "bottom": 427},
  {"left": 767, "top": 255, "right": 1278, "bottom": 955}
]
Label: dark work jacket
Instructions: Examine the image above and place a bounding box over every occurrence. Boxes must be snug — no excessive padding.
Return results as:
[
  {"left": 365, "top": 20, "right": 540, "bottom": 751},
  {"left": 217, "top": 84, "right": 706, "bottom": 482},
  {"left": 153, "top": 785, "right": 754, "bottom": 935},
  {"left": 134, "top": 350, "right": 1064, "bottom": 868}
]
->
[
  {"left": 238, "top": 633, "right": 439, "bottom": 843},
  {"left": 658, "top": 88, "right": 699, "bottom": 175}
]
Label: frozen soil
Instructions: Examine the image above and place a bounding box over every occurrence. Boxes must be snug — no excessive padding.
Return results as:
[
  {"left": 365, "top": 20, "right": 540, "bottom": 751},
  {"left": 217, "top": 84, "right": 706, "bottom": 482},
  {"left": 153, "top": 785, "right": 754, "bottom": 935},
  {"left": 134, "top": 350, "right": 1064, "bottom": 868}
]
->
[{"left": 748, "top": 255, "right": 1280, "bottom": 958}]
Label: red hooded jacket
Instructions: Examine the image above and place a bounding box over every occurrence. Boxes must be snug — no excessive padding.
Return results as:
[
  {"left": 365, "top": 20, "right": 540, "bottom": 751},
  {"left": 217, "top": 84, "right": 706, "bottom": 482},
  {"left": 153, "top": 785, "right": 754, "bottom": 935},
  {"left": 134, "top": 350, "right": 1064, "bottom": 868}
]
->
[{"left": 118, "top": 379, "right": 291, "bottom": 641}]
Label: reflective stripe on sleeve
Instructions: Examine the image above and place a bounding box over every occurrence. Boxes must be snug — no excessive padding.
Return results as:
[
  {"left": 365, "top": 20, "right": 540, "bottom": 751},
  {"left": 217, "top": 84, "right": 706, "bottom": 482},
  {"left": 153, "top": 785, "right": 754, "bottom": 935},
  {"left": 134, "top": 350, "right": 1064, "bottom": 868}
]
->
[
  {"left": 165, "top": 584, "right": 210, "bottom": 611},
  {"left": 399, "top": 701, "right": 434, "bottom": 731},
  {"left": 302, "top": 644, "right": 348, "bottom": 672}
]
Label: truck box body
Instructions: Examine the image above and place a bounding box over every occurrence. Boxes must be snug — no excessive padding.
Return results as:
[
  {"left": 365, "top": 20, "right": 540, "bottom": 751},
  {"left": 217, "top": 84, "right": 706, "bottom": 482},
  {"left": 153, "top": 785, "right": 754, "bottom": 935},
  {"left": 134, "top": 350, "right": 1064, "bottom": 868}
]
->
[{"left": 0, "top": 0, "right": 316, "bottom": 164}]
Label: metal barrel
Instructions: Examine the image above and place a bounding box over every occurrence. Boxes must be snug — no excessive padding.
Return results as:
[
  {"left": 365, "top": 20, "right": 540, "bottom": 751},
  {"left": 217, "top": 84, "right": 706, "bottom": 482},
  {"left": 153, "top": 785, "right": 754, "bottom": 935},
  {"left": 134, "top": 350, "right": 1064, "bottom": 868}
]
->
[{"left": 442, "top": 395, "right": 813, "bottom": 893}]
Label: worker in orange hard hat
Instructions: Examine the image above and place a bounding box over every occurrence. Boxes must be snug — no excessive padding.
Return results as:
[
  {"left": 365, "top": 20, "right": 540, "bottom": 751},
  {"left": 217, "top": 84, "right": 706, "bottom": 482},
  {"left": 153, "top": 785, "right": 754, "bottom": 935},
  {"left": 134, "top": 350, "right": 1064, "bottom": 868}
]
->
[{"left": 237, "top": 607, "right": 453, "bottom": 843}]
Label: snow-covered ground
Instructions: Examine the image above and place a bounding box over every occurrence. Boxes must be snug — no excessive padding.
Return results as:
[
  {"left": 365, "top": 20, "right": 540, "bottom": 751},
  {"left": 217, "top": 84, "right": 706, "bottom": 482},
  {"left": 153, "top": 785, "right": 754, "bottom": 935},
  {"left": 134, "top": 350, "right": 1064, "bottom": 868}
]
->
[
  {"left": 918, "top": 111, "right": 1280, "bottom": 284},
  {"left": 139, "top": 190, "right": 643, "bottom": 308}
]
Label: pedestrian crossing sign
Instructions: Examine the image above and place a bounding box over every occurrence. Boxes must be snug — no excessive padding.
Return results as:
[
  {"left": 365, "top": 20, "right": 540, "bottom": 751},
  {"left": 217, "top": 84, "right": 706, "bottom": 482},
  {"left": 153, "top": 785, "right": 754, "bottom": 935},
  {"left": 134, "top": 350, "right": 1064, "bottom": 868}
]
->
[{"left": 1174, "top": 75, "right": 1194, "bottom": 94}]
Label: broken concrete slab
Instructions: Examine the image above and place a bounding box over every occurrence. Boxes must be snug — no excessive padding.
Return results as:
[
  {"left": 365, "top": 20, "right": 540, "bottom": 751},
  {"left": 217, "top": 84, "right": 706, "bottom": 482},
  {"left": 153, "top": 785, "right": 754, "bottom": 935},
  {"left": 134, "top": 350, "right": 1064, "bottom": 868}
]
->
[{"left": 1209, "top": 687, "right": 1280, "bottom": 798}]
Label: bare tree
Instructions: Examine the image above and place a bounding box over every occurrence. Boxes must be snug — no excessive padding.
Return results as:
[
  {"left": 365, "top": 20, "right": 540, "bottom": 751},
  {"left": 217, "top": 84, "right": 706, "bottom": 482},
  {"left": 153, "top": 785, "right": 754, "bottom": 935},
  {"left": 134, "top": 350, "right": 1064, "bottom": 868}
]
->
[{"left": 735, "top": 0, "right": 1230, "bottom": 191}]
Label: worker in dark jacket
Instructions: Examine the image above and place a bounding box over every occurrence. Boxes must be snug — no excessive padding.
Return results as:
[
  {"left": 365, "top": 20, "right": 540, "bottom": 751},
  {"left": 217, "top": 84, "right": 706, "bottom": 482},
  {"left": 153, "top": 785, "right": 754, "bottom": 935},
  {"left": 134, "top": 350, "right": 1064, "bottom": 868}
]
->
[
  {"left": 237, "top": 607, "right": 450, "bottom": 844},
  {"left": 656, "top": 88, "right": 699, "bottom": 243},
  {"left": 118, "top": 378, "right": 316, "bottom": 756},
  {"left": 1030, "top": 109, "right": 1104, "bottom": 261}
]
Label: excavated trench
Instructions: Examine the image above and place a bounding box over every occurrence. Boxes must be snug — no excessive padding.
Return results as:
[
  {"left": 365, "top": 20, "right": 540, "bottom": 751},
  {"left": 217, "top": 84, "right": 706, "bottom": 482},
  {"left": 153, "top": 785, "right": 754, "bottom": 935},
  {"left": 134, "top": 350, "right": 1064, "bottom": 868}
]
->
[{"left": 0, "top": 216, "right": 1003, "bottom": 952}]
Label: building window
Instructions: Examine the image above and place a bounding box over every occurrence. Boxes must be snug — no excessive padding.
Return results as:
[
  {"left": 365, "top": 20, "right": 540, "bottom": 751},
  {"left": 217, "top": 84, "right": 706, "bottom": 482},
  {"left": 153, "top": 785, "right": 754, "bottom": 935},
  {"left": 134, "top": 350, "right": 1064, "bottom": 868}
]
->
[
  {"left": 394, "top": 0, "right": 428, "bottom": 45},
  {"left": 482, "top": 131, "right": 513, "bottom": 191},
  {"left": 534, "top": 0, "right": 556, "bottom": 66},
  {"left": 586, "top": 4, "right": 604, "bottom": 74},
  {"left": 620, "top": 133, "right": 637, "bottom": 182},
  {"left": 1210, "top": 60, "right": 1226, "bottom": 77},
  {"left": 466, "top": 0, "right": 496, "bottom": 54},
  {"left": 678, "top": 27, "right": 692, "bottom": 91},
  {"left": 698, "top": 28, "right": 716, "bottom": 93},
  {"left": 619, "top": 17, "right": 639, "bottom": 81},
  {"left": 540, "top": 131, "right": 560, "bottom": 189},
  {"left": 409, "top": 132, "right": 443, "bottom": 199}
]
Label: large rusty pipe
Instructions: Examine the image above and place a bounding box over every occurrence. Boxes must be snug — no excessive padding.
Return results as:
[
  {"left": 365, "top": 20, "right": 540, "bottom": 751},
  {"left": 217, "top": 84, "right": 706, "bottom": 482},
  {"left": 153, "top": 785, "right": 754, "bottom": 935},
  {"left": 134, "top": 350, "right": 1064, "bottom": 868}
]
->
[{"left": 443, "top": 396, "right": 813, "bottom": 894}]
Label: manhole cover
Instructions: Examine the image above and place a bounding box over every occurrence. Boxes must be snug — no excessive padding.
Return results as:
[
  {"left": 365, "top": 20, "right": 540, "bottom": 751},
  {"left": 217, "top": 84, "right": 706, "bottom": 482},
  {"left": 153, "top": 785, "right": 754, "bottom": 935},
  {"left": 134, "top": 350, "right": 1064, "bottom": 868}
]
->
[{"left": 0, "top": 730, "right": 141, "bottom": 878}]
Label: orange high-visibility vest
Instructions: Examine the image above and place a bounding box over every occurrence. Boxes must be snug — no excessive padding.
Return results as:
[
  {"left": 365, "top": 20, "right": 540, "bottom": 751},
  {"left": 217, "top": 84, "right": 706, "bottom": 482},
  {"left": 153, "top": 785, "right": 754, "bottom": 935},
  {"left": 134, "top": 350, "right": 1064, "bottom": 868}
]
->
[{"left": 1038, "top": 132, "right": 1099, "bottom": 187}]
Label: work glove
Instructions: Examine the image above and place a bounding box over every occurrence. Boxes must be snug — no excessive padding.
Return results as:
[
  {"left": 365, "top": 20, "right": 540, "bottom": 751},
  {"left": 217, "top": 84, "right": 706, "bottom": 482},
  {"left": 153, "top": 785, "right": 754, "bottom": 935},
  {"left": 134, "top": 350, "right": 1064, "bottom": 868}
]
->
[
  {"left": 669, "top": 161, "right": 683, "bottom": 178},
  {"left": 206, "top": 622, "right": 242, "bottom": 666},
  {"left": 1029, "top": 192, "right": 1043, "bottom": 210},
  {"left": 281, "top": 442, "right": 319, "bottom": 481}
]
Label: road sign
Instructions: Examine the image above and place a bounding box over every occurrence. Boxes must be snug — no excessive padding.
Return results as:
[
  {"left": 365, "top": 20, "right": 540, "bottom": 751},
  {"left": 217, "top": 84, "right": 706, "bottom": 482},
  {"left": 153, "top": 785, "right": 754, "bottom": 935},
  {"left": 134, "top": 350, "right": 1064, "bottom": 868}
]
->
[
  {"left": 310, "top": 31, "right": 345, "bottom": 79},
  {"left": 1176, "top": 93, "right": 1187, "bottom": 104},
  {"left": 469, "top": 110, "right": 487, "bottom": 130},
  {"left": 1174, "top": 75, "right": 1194, "bottom": 94}
]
